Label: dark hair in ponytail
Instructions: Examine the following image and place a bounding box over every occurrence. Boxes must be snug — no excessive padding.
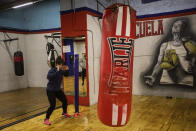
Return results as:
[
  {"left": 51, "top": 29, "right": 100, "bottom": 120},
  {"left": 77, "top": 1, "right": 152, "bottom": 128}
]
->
[{"left": 56, "top": 56, "right": 64, "bottom": 65}]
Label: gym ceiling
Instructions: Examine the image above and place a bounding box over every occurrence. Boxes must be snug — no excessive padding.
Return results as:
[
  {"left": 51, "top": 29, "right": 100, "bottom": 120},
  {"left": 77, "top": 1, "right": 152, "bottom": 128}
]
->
[{"left": 0, "top": 0, "right": 45, "bottom": 11}]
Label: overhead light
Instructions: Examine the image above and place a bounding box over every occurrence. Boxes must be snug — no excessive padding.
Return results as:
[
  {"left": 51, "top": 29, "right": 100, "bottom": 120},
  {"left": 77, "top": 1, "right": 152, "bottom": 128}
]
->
[{"left": 12, "top": 2, "right": 34, "bottom": 9}]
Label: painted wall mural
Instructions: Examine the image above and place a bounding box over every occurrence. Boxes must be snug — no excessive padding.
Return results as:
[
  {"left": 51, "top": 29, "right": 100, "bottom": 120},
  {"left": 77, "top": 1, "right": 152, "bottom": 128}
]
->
[
  {"left": 144, "top": 18, "right": 196, "bottom": 87},
  {"left": 134, "top": 12, "right": 196, "bottom": 98}
]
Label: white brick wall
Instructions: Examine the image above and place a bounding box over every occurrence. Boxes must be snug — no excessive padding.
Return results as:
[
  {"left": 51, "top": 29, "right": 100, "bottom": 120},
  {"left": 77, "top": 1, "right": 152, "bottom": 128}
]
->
[{"left": 0, "top": 32, "right": 28, "bottom": 92}]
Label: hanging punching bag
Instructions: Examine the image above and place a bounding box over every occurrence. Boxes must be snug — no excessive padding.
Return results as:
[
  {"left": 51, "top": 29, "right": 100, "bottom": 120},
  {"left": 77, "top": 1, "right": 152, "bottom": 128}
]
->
[
  {"left": 14, "top": 51, "right": 24, "bottom": 76},
  {"left": 98, "top": 4, "right": 136, "bottom": 126},
  {"left": 50, "top": 49, "right": 56, "bottom": 67},
  {"left": 46, "top": 42, "right": 57, "bottom": 68}
]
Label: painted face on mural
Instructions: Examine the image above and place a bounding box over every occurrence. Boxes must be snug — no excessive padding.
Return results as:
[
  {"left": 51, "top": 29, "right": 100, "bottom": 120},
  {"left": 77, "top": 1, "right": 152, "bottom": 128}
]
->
[{"left": 172, "top": 20, "right": 183, "bottom": 40}]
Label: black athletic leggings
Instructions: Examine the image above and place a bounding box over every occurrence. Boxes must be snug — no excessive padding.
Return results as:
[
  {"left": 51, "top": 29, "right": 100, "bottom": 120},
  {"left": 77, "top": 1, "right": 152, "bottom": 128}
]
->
[
  {"left": 46, "top": 90, "right": 68, "bottom": 119},
  {"left": 82, "top": 69, "right": 86, "bottom": 84}
]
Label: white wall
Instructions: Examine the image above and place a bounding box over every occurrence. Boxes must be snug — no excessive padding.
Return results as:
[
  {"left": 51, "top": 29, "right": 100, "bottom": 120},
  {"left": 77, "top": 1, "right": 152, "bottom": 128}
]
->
[
  {"left": 0, "top": 31, "right": 62, "bottom": 92},
  {"left": 87, "top": 12, "right": 196, "bottom": 105},
  {"left": 25, "top": 33, "right": 61, "bottom": 87},
  {"left": 87, "top": 15, "right": 102, "bottom": 105},
  {"left": 133, "top": 14, "right": 196, "bottom": 99},
  {"left": 0, "top": 32, "right": 28, "bottom": 92}
]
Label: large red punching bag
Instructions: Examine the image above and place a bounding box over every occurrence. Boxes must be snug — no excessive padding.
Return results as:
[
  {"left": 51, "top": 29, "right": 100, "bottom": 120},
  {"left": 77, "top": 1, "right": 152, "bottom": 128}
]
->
[
  {"left": 14, "top": 51, "right": 24, "bottom": 76},
  {"left": 98, "top": 4, "right": 136, "bottom": 126}
]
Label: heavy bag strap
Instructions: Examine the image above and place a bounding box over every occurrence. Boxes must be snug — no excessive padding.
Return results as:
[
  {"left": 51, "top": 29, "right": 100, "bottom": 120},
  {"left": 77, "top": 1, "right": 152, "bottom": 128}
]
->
[{"left": 50, "top": 50, "right": 56, "bottom": 67}]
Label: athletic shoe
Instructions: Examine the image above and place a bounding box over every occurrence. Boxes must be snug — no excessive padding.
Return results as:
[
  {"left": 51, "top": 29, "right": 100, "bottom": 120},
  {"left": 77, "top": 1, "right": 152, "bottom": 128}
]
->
[
  {"left": 44, "top": 119, "right": 51, "bottom": 125},
  {"left": 74, "top": 112, "right": 82, "bottom": 118},
  {"left": 63, "top": 113, "right": 72, "bottom": 118}
]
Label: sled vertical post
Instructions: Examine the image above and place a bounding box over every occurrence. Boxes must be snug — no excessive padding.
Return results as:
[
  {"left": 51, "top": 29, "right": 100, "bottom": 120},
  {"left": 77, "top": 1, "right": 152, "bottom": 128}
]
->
[{"left": 74, "top": 54, "right": 80, "bottom": 117}]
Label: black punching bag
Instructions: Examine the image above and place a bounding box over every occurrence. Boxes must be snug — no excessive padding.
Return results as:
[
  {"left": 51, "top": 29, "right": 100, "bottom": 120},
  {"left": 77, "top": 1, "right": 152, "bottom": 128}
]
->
[
  {"left": 14, "top": 51, "right": 24, "bottom": 76},
  {"left": 50, "top": 49, "right": 56, "bottom": 68}
]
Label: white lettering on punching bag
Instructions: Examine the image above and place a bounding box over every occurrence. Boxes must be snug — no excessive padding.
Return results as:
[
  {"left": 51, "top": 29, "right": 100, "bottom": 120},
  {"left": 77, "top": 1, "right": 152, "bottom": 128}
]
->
[
  {"left": 107, "top": 37, "right": 134, "bottom": 93},
  {"left": 108, "top": 37, "right": 134, "bottom": 69}
]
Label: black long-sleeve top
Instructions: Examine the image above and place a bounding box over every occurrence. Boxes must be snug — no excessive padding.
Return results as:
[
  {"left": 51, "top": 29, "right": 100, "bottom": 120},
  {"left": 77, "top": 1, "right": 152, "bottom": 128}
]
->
[{"left": 46, "top": 67, "right": 69, "bottom": 91}]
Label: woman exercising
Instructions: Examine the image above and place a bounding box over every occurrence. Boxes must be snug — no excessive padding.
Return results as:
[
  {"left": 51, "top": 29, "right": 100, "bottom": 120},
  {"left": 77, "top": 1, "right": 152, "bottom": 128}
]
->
[{"left": 44, "top": 56, "right": 71, "bottom": 125}]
